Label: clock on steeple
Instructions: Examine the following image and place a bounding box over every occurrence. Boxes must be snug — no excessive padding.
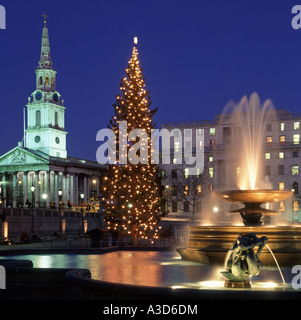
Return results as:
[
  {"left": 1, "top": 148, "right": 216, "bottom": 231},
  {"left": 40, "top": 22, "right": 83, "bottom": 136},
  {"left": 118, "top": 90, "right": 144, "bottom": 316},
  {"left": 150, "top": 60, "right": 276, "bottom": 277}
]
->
[{"left": 25, "top": 14, "right": 67, "bottom": 159}]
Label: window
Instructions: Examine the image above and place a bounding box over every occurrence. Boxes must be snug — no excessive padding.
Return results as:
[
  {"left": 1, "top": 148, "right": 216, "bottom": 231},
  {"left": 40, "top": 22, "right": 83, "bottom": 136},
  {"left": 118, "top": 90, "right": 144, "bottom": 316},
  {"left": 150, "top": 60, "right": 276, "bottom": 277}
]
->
[
  {"left": 184, "top": 168, "right": 189, "bottom": 178},
  {"left": 292, "top": 151, "right": 299, "bottom": 158},
  {"left": 197, "top": 185, "right": 202, "bottom": 193},
  {"left": 174, "top": 141, "right": 180, "bottom": 153},
  {"left": 184, "top": 201, "right": 190, "bottom": 212},
  {"left": 161, "top": 170, "right": 165, "bottom": 179},
  {"left": 184, "top": 185, "right": 189, "bottom": 196},
  {"left": 265, "top": 153, "right": 270, "bottom": 160},
  {"left": 292, "top": 165, "right": 299, "bottom": 175},
  {"left": 279, "top": 152, "right": 284, "bottom": 159},
  {"left": 209, "top": 156, "right": 213, "bottom": 162},
  {"left": 172, "top": 202, "right": 177, "bottom": 212},
  {"left": 293, "top": 134, "right": 300, "bottom": 145},
  {"left": 35, "top": 110, "right": 41, "bottom": 127},
  {"left": 39, "top": 76, "right": 43, "bottom": 85},
  {"left": 266, "top": 136, "right": 272, "bottom": 145},
  {"left": 198, "top": 129, "right": 204, "bottom": 136},
  {"left": 210, "top": 139, "right": 215, "bottom": 148},
  {"left": 278, "top": 165, "right": 284, "bottom": 175},
  {"left": 199, "top": 140, "right": 203, "bottom": 150},
  {"left": 280, "top": 123, "right": 285, "bottom": 131},
  {"left": 54, "top": 111, "right": 58, "bottom": 126},
  {"left": 185, "top": 141, "right": 191, "bottom": 149},
  {"left": 279, "top": 201, "right": 285, "bottom": 212},
  {"left": 45, "top": 76, "right": 49, "bottom": 85},
  {"left": 51, "top": 77, "right": 55, "bottom": 86},
  {"left": 294, "top": 122, "right": 300, "bottom": 130},
  {"left": 278, "top": 182, "right": 284, "bottom": 190},
  {"left": 293, "top": 201, "right": 299, "bottom": 212},
  {"left": 172, "top": 169, "right": 177, "bottom": 179},
  {"left": 209, "top": 167, "right": 214, "bottom": 178},
  {"left": 172, "top": 185, "right": 177, "bottom": 196},
  {"left": 209, "top": 128, "right": 216, "bottom": 135},
  {"left": 266, "top": 124, "right": 272, "bottom": 132},
  {"left": 236, "top": 167, "right": 241, "bottom": 177},
  {"left": 279, "top": 135, "right": 286, "bottom": 145},
  {"left": 185, "top": 130, "right": 191, "bottom": 137},
  {"left": 264, "top": 165, "right": 270, "bottom": 176}
]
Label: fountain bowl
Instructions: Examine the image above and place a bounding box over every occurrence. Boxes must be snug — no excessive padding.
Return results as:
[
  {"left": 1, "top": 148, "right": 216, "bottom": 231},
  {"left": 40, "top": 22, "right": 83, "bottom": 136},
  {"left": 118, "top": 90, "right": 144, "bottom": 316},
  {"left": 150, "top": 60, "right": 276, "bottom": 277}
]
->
[{"left": 213, "top": 189, "right": 293, "bottom": 203}]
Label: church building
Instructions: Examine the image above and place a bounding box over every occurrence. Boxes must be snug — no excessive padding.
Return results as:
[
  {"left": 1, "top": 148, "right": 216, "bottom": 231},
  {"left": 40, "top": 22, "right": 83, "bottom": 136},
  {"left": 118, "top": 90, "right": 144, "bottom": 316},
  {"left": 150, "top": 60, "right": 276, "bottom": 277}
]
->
[{"left": 0, "top": 18, "right": 105, "bottom": 210}]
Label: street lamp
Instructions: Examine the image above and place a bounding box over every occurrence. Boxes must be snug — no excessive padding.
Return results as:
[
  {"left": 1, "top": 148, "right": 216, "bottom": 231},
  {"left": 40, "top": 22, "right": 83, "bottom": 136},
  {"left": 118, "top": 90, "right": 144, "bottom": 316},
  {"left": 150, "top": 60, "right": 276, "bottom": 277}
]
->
[
  {"left": 58, "top": 189, "right": 62, "bottom": 210},
  {"left": 80, "top": 192, "right": 84, "bottom": 213},
  {"left": 42, "top": 193, "right": 47, "bottom": 208},
  {"left": 31, "top": 185, "right": 35, "bottom": 209}
]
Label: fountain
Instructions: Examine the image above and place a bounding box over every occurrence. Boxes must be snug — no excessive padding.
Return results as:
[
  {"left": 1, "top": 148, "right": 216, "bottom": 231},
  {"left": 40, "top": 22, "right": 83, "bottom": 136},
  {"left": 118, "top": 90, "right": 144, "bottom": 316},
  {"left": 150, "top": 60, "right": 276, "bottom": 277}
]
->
[{"left": 177, "top": 93, "right": 301, "bottom": 269}]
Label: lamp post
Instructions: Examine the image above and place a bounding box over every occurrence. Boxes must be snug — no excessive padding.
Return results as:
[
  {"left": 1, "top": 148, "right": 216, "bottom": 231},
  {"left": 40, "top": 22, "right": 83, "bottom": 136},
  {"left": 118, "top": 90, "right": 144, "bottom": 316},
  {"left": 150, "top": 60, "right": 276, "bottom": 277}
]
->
[
  {"left": 31, "top": 185, "right": 35, "bottom": 233},
  {"left": 58, "top": 189, "right": 62, "bottom": 210},
  {"left": 80, "top": 192, "right": 85, "bottom": 233},
  {"left": 58, "top": 189, "right": 63, "bottom": 234},
  {"left": 42, "top": 193, "right": 47, "bottom": 209},
  {"left": 31, "top": 185, "right": 35, "bottom": 209}
]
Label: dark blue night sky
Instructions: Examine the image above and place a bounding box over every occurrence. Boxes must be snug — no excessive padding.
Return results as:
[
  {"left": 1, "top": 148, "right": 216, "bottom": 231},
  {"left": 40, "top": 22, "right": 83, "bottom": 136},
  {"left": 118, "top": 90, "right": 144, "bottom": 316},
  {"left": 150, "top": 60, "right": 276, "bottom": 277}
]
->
[{"left": 0, "top": 0, "right": 301, "bottom": 160}]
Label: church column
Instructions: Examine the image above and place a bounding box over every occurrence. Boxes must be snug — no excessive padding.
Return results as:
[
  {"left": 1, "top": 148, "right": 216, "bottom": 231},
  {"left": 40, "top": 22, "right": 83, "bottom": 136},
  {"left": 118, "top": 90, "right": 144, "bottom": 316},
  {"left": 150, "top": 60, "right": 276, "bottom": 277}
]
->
[
  {"left": 83, "top": 175, "right": 88, "bottom": 204},
  {"left": 1, "top": 175, "right": 6, "bottom": 207},
  {"left": 45, "top": 171, "right": 51, "bottom": 208},
  {"left": 74, "top": 174, "right": 79, "bottom": 206},
  {"left": 34, "top": 171, "right": 39, "bottom": 208},
  {"left": 69, "top": 174, "right": 74, "bottom": 205},
  {"left": 23, "top": 172, "right": 28, "bottom": 206},
  {"left": 12, "top": 173, "right": 17, "bottom": 208},
  {"left": 54, "top": 172, "right": 59, "bottom": 208}
]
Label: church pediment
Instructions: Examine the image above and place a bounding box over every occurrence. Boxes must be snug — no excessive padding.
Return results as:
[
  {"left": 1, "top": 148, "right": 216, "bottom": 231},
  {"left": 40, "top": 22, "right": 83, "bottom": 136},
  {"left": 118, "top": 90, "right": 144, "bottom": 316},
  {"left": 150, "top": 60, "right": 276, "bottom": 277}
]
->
[{"left": 0, "top": 147, "right": 49, "bottom": 172}]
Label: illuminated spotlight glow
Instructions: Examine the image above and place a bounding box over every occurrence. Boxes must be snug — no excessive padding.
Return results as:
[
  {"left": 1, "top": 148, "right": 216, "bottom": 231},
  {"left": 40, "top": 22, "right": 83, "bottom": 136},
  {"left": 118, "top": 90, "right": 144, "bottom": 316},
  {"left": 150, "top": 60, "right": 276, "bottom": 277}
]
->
[{"left": 197, "top": 281, "right": 224, "bottom": 288}]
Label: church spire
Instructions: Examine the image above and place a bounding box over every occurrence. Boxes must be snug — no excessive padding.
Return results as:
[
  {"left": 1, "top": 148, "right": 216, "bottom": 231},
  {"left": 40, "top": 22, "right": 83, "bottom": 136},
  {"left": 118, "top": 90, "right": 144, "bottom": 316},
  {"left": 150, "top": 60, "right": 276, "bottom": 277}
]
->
[{"left": 37, "top": 12, "right": 53, "bottom": 70}]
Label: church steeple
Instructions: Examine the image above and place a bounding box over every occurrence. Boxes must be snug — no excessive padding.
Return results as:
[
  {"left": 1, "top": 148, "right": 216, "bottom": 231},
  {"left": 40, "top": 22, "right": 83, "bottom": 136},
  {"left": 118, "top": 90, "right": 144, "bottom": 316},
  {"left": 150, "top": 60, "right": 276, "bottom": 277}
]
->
[{"left": 25, "top": 15, "right": 67, "bottom": 159}]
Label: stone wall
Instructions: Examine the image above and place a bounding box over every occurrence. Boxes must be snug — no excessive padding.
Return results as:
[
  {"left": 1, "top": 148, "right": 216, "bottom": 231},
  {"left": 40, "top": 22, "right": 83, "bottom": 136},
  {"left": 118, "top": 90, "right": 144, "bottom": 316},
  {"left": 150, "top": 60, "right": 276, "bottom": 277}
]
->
[{"left": 0, "top": 208, "right": 101, "bottom": 237}]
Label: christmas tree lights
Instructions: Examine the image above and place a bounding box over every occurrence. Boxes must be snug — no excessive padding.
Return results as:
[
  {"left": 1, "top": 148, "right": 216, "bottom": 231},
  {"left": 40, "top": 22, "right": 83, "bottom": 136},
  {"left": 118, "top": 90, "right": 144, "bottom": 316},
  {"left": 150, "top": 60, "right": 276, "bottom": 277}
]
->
[{"left": 101, "top": 39, "right": 162, "bottom": 245}]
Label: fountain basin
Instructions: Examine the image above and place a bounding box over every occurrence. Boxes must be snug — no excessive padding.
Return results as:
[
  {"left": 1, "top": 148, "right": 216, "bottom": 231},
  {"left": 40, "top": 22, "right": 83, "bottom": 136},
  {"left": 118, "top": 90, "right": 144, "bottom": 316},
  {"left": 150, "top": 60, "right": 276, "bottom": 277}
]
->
[
  {"left": 213, "top": 189, "right": 293, "bottom": 203},
  {"left": 177, "top": 225, "right": 301, "bottom": 266}
]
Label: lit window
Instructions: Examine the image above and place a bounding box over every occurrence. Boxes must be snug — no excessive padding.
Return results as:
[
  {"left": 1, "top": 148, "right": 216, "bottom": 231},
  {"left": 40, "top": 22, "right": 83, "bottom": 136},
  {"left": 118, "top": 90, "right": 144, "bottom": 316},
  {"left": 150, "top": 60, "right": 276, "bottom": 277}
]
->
[
  {"left": 199, "top": 140, "right": 203, "bottom": 150},
  {"left": 280, "top": 123, "right": 285, "bottom": 131},
  {"left": 294, "top": 122, "right": 300, "bottom": 130},
  {"left": 278, "top": 182, "right": 284, "bottom": 190},
  {"left": 279, "top": 152, "right": 284, "bottom": 159},
  {"left": 184, "top": 168, "right": 189, "bottom": 178},
  {"left": 265, "top": 153, "right": 270, "bottom": 160},
  {"left": 196, "top": 168, "right": 200, "bottom": 177},
  {"left": 292, "top": 165, "right": 299, "bottom": 175},
  {"left": 197, "top": 185, "right": 202, "bottom": 193},
  {"left": 174, "top": 141, "right": 180, "bottom": 152},
  {"left": 198, "top": 129, "right": 204, "bottom": 136},
  {"left": 280, "top": 136, "right": 286, "bottom": 145},
  {"left": 184, "top": 185, "right": 189, "bottom": 196},
  {"left": 236, "top": 167, "right": 240, "bottom": 176},
  {"left": 45, "top": 76, "right": 49, "bottom": 85},
  {"left": 209, "top": 128, "right": 216, "bottom": 135},
  {"left": 293, "top": 200, "right": 299, "bottom": 212},
  {"left": 209, "top": 156, "right": 213, "bottom": 162},
  {"left": 266, "top": 136, "right": 272, "bottom": 144},
  {"left": 209, "top": 168, "right": 214, "bottom": 178},
  {"left": 210, "top": 139, "right": 215, "bottom": 148},
  {"left": 293, "top": 134, "right": 300, "bottom": 145}
]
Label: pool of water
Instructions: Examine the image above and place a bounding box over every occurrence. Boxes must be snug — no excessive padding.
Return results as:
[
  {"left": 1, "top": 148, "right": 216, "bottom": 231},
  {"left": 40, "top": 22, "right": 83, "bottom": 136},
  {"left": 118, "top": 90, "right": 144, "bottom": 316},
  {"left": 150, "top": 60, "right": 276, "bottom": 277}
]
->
[{"left": 0, "top": 251, "right": 296, "bottom": 289}]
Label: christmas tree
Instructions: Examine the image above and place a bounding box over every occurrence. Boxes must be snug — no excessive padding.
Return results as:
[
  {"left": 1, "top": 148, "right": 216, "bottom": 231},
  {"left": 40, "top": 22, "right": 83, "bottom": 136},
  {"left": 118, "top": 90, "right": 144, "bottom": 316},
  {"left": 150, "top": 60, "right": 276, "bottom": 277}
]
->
[{"left": 101, "top": 38, "right": 162, "bottom": 244}]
